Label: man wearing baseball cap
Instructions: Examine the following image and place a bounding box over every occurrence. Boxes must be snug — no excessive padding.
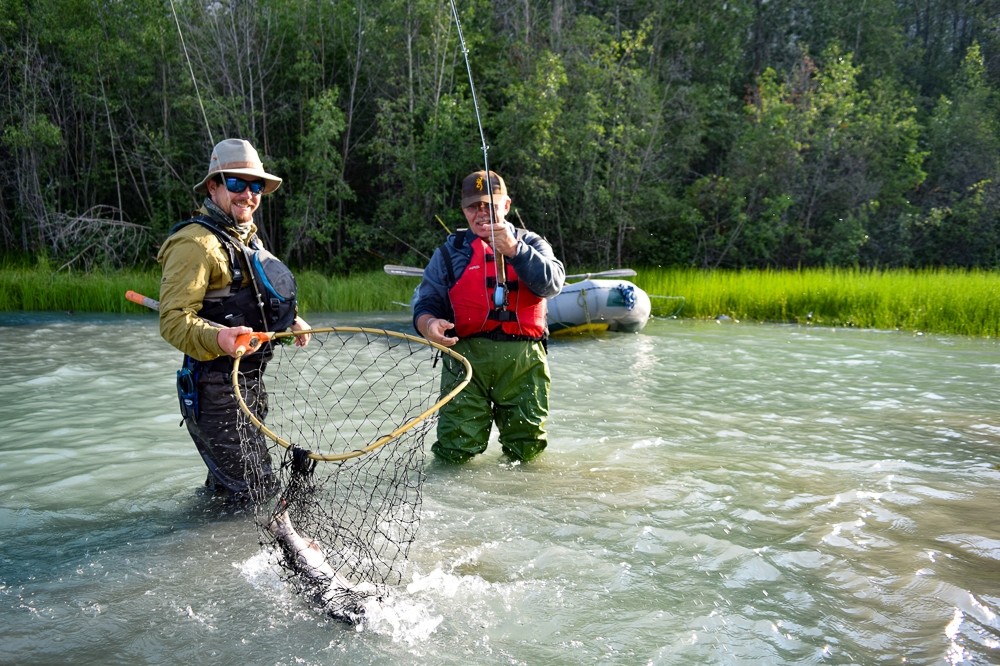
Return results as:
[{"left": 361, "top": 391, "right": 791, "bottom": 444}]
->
[
  {"left": 412, "top": 170, "right": 565, "bottom": 463},
  {"left": 157, "top": 138, "right": 311, "bottom": 503}
]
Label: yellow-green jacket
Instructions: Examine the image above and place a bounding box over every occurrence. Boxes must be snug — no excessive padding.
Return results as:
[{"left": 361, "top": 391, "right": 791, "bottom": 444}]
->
[{"left": 156, "top": 208, "right": 257, "bottom": 361}]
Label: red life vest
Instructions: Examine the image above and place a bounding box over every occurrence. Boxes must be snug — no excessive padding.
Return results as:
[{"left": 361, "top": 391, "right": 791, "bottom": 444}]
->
[{"left": 448, "top": 237, "right": 547, "bottom": 340}]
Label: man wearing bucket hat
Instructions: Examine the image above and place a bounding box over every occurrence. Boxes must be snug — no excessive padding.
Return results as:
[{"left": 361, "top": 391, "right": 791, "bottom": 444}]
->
[
  {"left": 412, "top": 170, "right": 565, "bottom": 463},
  {"left": 157, "top": 138, "right": 311, "bottom": 502}
]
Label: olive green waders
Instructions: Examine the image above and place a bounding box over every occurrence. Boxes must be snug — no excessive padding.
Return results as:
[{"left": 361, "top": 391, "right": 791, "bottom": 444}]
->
[{"left": 432, "top": 337, "right": 550, "bottom": 463}]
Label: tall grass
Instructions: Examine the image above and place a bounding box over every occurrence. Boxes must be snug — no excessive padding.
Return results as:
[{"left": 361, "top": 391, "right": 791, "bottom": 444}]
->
[
  {"left": 0, "top": 265, "right": 419, "bottom": 316},
  {"left": 2, "top": 265, "right": 997, "bottom": 337},
  {"left": 0, "top": 265, "right": 161, "bottom": 313},
  {"left": 635, "top": 267, "right": 1000, "bottom": 338},
  {"left": 295, "top": 270, "right": 418, "bottom": 313}
]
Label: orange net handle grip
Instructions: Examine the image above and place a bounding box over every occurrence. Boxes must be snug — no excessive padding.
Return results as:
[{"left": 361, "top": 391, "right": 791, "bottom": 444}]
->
[
  {"left": 125, "top": 290, "right": 160, "bottom": 311},
  {"left": 233, "top": 331, "right": 274, "bottom": 357}
]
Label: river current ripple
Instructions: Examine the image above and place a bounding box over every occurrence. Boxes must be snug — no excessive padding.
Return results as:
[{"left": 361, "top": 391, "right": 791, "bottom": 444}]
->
[{"left": 1, "top": 312, "right": 998, "bottom": 665}]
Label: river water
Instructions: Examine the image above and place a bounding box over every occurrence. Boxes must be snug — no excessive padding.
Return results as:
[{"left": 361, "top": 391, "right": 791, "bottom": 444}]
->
[{"left": 1, "top": 311, "right": 999, "bottom": 665}]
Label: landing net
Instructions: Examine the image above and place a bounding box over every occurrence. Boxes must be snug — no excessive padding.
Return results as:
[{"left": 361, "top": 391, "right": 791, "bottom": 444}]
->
[{"left": 231, "top": 326, "right": 471, "bottom": 621}]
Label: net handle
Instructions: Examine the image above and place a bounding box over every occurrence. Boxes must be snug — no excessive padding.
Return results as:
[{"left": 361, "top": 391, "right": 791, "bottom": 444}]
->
[{"left": 229, "top": 327, "right": 473, "bottom": 462}]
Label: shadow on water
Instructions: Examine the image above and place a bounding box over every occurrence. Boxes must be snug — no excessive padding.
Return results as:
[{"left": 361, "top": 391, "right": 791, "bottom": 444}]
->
[{"left": 3, "top": 489, "right": 257, "bottom": 585}]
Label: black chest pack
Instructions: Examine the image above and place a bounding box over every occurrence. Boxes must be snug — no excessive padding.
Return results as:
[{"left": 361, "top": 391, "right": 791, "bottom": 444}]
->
[{"left": 171, "top": 215, "right": 297, "bottom": 333}]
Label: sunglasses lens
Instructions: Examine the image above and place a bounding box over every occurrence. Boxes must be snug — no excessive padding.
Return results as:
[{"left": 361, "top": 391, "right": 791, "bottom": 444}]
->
[
  {"left": 224, "top": 177, "right": 264, "bottom": 194},
  {"left": 224, "top": 177, "right": 246, "bottom": 193}
]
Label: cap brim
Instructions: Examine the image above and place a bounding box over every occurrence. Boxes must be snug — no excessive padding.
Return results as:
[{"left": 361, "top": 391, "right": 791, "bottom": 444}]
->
[{"left": 461, "top": 193, "right": 506, "bottom": 208}]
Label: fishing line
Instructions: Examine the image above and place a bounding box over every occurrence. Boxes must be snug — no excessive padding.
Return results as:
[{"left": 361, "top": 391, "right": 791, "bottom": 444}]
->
[
  {"left": 168, "top": 0, "right": 214, "bottom": 145},
  {"left": 448, "top": 0, "right": 507, "bottom": 309}
]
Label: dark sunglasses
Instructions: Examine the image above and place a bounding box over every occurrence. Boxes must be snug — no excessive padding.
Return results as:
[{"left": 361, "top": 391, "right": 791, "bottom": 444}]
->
[
  {"left": 223, "top": 177, "right": 266, "bottom": 195},
  {"left": 464, "top": 201, "right": 499, "bottom": 211}
]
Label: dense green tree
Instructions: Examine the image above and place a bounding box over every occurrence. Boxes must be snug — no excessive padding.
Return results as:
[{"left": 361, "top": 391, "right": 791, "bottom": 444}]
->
[
  {"left": 895, "top": 0, "right": 1000, "bottom": 100},
  {"left": 1, "top": 0, "right": 999, "bottom": 273},
  {"left": 0, "top": 0, "right": 181, "bottom": 266},
  {"left": 518, "top": 14, "right": 667, "bottom": 267},
  {"left": 281, "top": 88, "right": 352, "bottom": 267},
  {"left": 703, "top": 46, "right": 924, "bottom": 268},
  {"left": 915, "top": 43, "right": 1000, "bottom": 267},
  {"left": 496, "top": 51, "right": 569, "bottom": 248}
]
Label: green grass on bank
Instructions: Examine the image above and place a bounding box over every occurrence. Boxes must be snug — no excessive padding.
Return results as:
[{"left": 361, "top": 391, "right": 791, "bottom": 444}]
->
[
  {"left": 0, "top": 267, "right": 419, "bottom": 316},
  {"left": 1, "top": 265, "right": 998, "bottom": 338},
  {"left": 635, "top": 267, "right": 1000, "bottom": 338},
  {"left": 0, "top": 267, "right": 163, "bottom": 313}
]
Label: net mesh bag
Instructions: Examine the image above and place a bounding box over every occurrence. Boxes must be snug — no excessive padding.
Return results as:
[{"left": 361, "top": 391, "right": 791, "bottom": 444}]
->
[{"left": 232, "top": 326, "right": 471, "bottom": 623}]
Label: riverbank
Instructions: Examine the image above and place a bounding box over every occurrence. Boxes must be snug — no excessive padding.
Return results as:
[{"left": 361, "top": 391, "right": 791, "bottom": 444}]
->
[
  {"left": 1, "top": 266, "right": 997, "bottom": 338},
  {"left": 645, "top": 267, "right": 1000, "bottom": 338},
  {"left": 0, "top": 266, "right": 416, "bottom": 316}
]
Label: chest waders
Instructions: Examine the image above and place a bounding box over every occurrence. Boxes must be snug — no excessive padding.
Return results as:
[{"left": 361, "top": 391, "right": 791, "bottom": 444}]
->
[
  {"left": 432, "top": 337, "right": 550, "bottom": 463},
  {"left": 431, "top": 233, "right": 551, "bottom": 463},
  {"left": 170, "top": 215, "right": 297, "bottom": 502}
]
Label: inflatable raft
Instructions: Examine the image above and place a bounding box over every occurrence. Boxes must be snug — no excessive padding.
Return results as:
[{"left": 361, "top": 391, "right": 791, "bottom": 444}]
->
[{"left": 547, "top": 279, "right": 651, "bottom": 335}]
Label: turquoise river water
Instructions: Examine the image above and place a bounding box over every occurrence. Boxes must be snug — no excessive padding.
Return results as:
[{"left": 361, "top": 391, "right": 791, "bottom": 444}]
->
[{"left": 1, "top": 311, "right": 999, "bottom": 665}]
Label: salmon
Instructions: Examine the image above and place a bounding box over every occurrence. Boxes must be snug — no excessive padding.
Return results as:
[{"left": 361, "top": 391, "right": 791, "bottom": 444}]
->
[{"left": 267, "top": 509, "right": 378, "bottom": 624}]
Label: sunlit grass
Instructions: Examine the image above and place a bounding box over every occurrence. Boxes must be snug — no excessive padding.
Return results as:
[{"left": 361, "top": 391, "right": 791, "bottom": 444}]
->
[
  {"left": 633, "top": 267, "right": 1000, "bottom": 337},
  {"left": 295, "top": 270, "right": 417, "bottom": 313},
  {"left": 2, "top": 265, "right": 998, "bottom": 338},
  {"left": 0, "top": 266, "right": 161, "bottom": 313},
  {"left": 0, "top": 265, "right": 419, "bottom": 316}
]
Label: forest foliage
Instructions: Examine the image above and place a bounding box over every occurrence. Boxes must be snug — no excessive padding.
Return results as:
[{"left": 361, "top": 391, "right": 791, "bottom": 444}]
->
[{"left": 1, "top": 0, "right": 999, "bottom": 273}]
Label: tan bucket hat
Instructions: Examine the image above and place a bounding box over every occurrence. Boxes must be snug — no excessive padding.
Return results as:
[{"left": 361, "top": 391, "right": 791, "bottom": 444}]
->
[{"left": 193, "top": 138, "right": 282, "bottom": 195}]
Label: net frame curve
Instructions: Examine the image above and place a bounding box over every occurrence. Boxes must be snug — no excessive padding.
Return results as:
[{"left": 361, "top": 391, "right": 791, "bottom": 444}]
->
[{"left": 229, "top": 326, "right": 472, "bottom": 462}]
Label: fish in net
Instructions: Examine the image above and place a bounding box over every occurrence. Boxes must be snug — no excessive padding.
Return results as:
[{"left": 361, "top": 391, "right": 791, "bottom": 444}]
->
[{"left": 230, "top": 326, "right": 471, "bottom": 624}]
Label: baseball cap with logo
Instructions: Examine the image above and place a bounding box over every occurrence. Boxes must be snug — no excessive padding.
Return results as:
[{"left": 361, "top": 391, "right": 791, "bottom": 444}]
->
[
  {"left": 193, "top": 138, "right": 282, "bottom": 195},
  {"left": 461, "top": 170, "right": 507, "bottom": 208}
]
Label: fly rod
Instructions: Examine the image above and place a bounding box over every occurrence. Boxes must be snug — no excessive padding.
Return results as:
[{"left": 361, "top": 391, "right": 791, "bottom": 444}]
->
[{"left": 448, "top": 0, "right": 508, "bottom": 310}]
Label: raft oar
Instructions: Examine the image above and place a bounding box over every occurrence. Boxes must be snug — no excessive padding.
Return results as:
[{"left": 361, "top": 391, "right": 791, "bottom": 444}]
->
[
  {"left": 561, "top": 268, "right": 637, "bottom": 280},
  {"left": 126, "top": 291, "right": 273, "bottom": 358},
  {"left": 383, "top": 265, "right": 637, "bottom": 281},
  {"left": 125, "top": 290, "right": 160, "bottom": 311}
]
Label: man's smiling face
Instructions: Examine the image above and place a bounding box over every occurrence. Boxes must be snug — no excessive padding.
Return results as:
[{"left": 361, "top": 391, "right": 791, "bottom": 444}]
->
[
  {"left": 208, "top": 176, "right": 261, "bottom": 225},
  {"left": 464, "top": 198, "right": 510, "bottom": 241}
]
